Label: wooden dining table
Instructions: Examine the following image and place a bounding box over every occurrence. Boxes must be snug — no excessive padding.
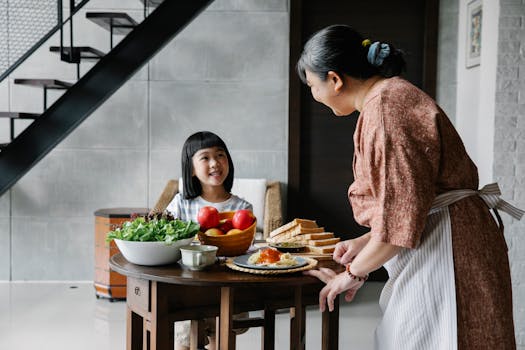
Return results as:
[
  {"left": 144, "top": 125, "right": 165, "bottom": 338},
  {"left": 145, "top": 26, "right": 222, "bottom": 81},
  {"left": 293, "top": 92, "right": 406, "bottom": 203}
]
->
[{"left": 109, "top": 253, "right": 343, "bottom": 350}]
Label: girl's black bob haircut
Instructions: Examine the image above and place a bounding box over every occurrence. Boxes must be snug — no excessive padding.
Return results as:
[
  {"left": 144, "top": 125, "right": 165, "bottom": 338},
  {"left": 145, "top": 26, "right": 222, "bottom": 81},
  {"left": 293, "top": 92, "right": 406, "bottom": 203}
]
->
[{"left": 181, "top": 131, "right": 234, "bottom": 199}]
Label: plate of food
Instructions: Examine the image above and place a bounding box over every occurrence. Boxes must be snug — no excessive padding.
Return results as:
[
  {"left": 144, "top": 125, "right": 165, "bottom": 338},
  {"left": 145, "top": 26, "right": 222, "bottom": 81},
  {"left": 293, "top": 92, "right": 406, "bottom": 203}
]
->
[
  {"left": 233, "top": 248, "right": 308, "bottom": 270},
  {"left": 269, "top": 242, "right": 306, "bottom": 253}
]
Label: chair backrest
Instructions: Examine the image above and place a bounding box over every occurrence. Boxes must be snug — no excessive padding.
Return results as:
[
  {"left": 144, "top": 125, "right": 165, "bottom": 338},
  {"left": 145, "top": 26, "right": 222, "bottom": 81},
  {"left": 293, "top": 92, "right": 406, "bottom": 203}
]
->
[
  {"left": 153, "top": 178, "right": 283, "bottom": 237},
  {"left": 231, "top": 178, "right": 268, "bottom": 231},
  {"left": 178, "top": 178, "right": 267, "bottom": 231}
]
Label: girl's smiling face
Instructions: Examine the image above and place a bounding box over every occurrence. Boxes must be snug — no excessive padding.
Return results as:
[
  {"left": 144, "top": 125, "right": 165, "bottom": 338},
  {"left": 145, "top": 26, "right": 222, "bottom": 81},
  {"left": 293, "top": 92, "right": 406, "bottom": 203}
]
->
[{"left": 192, "top": 146, "right": 229, "bottom": 187}]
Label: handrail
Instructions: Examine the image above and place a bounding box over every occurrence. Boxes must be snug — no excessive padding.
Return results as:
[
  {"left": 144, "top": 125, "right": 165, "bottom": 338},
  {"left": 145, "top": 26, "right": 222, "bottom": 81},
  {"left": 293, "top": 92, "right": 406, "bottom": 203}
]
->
[{"left": 0, "top": 0, "right": 91, "bottom": 83}]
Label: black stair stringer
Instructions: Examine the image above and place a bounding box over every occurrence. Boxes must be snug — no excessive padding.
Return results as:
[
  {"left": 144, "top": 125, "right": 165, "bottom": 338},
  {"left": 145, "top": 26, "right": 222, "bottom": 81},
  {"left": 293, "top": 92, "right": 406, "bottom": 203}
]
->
[{"left": 0, "top": 0, "right": 214, "bottom": 197}]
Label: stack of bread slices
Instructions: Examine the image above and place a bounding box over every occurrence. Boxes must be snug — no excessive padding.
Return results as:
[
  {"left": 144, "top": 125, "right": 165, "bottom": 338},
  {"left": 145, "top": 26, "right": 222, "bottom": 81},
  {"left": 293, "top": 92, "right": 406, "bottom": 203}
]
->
[{"left": 266, "top": 218, "right": 340, "bottom": 255}]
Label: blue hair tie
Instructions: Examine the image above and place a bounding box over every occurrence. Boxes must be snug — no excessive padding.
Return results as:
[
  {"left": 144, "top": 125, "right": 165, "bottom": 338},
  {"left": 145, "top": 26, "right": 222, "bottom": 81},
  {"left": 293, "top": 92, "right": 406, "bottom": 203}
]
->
[{"left": 367, "top": 41, "right": 391, "bottom": 67}]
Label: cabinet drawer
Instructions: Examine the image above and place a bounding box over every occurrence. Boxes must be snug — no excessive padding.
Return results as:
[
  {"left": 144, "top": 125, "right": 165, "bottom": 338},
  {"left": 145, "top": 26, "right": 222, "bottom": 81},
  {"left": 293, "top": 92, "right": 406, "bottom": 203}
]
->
[{"left": 127, "top": 277, "right": 149, "bottom": 313}]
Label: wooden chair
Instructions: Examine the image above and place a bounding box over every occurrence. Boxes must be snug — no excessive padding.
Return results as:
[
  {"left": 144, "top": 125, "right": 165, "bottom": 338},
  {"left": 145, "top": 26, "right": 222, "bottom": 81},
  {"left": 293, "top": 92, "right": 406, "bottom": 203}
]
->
[{"left": 151, "top": 178, "right": 283, "bottom": 239}]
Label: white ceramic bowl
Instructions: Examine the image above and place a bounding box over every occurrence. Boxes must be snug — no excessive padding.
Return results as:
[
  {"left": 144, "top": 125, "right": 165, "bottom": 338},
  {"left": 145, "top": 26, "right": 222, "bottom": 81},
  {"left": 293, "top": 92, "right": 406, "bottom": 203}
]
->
[{"left": 114, "top": 238, "right": 194, "bottom": 266}]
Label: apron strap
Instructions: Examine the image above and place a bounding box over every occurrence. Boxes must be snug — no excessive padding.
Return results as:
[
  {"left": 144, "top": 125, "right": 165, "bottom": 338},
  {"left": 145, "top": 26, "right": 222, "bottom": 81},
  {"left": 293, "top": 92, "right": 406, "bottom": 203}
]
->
[
  {"left": 429, "top": 183, "right": 524, "bottom": 225},
  {"left": 477, "top": 183, "right": 524, "bottom": 220}
]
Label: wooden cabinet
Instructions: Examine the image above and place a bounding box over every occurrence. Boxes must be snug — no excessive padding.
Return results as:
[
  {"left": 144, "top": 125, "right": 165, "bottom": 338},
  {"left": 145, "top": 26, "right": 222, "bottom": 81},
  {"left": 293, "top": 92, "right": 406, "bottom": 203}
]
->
[{"left": 94, "top": 207, "right": 148, "bottom": 300}]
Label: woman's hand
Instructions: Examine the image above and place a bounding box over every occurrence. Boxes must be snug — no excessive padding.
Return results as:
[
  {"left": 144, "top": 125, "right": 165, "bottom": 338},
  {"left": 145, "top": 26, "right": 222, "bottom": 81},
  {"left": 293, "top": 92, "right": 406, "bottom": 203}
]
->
[
  {"left": 305, "top": 236, "right": 401, "bottom": 313},
  {"left": 333, "top": 233, "right": 370, "bottom": 265},
  {"left": 303, "top": 268, "right": 365, "bottom": 312}
]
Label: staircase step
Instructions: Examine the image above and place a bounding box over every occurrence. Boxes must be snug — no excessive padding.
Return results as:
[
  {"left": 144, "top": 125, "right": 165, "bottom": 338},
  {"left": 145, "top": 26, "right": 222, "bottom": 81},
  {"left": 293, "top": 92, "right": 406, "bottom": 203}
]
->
[
  {"left": 49, "top": 46, "right": 105, "bottom": 63},
  {"left": 13, "top": 79, "right": 73, "bottom": 89},
  {"left": 141, "top": 0, "right": 163, "bottom": 7},
  {"left": 0, "top": 112, "right": 40, "bottom": 119},
  {"left": 86, "top": 12, "right": 138, "bottom": 35}
]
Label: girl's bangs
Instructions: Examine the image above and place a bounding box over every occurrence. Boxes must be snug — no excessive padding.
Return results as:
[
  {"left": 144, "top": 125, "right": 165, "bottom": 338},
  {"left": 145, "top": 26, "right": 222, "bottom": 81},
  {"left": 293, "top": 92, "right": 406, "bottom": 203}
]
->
[{"left": 187, "top": 134, "right": 225, "bottom": 158}]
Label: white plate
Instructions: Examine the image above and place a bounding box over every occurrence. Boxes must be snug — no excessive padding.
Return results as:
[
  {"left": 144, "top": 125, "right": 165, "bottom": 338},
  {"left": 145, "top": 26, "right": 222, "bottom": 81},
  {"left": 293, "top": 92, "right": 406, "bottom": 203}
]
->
[{"left": 232, "top": 254, "right": 308, "bottom": 270}]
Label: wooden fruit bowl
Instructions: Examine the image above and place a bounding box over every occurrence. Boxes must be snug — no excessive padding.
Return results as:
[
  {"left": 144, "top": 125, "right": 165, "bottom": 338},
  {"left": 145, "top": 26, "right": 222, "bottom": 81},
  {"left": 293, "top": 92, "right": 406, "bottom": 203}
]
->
[{"left": 197, "top": 211, "right": 256, "bottom": 257}]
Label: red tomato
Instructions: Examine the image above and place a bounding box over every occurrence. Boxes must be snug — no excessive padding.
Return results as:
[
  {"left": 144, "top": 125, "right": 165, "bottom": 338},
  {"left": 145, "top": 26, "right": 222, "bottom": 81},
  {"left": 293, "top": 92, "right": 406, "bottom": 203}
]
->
[
  {"left": 232, "top": 209, "right": 255, "bottom": 230},
  {"left": 197, "top": 206, "right": 220, "bottom": 230},
  {"left": 218, "top": 218, "right": 234, "bottom": 233},
  {"left": 259, "top": 248, "right": 281, "bottom": 264}
]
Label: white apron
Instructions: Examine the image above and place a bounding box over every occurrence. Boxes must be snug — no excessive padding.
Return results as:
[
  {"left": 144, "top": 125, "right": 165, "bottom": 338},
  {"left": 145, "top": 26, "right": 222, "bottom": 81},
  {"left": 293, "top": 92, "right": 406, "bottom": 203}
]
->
[{"left": 374, "top": 183, "right": 523, "bottom": 350}]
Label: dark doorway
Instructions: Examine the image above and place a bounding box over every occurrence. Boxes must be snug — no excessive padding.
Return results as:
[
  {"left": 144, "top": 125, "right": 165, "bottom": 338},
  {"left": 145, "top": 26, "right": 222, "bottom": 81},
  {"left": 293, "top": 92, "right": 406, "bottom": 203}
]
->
[{"left": 288, "top": 0, "right": 439, "bottom": 280}]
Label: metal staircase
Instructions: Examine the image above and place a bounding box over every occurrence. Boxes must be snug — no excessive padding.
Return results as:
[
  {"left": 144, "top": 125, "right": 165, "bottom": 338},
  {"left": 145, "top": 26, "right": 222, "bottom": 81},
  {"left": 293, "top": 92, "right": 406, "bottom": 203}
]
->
[
  {"left": 86, "top": 12, "right": 138, "bottom": 49},
  {"left": 0, "top": 0, "right": 214, "bottom": 197}
]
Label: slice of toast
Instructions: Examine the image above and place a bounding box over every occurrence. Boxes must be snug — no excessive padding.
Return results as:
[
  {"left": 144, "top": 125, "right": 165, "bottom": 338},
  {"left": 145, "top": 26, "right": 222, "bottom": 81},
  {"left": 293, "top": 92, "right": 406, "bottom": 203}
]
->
[
  {"left": 307, "top": 244, "right": 336, "bottom": 254},
  {"left": 269, "top": 218, "right": 318, "bottom": 238},
  {"left": 293, "top": 232, "right": 335, "bottom": 241},
  {"left": 267, "top": 227, "right": 325, "bottom": 243},
  {"left": 307, "top": 237, "right": 340, "bottom": 246},
  {"left": 290, "top": 226, "right": 325, "bottom": 236}
]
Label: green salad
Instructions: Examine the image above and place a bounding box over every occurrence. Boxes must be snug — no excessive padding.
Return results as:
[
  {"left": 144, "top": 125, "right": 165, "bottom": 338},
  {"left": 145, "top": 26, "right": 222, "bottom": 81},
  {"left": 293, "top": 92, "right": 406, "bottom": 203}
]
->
[{"left": 106, "top": 211, "right": 200, "bottom": 244}]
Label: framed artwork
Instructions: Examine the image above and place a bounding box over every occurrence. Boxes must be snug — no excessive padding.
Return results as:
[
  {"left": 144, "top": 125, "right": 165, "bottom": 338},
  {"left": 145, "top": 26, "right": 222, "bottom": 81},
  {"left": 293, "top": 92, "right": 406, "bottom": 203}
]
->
[{"left": 466, "top": 0, "right": 482, "bottom": 68}]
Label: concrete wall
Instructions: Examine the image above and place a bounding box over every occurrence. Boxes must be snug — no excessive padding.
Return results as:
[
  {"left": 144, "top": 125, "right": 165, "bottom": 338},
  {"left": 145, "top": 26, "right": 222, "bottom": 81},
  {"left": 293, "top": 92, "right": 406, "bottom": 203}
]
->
[
  {"left": 456, "top": 0, "right": 499, "bottom": 186},
  {"left": 495, "top": 0, "right": 525, "bottom": 348},
  {"left": 0, "top": 0, "right": 289, "bottom": 280},
  {"left": 436, "top": 0, "right": 459, "bottom": 121}
]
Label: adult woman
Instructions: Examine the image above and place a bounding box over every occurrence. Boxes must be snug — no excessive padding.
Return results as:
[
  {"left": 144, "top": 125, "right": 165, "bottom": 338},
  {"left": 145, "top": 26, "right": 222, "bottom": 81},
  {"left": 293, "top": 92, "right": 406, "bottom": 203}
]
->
[{"left": 298, "top": 24, "right": 522, "bottom": 349}]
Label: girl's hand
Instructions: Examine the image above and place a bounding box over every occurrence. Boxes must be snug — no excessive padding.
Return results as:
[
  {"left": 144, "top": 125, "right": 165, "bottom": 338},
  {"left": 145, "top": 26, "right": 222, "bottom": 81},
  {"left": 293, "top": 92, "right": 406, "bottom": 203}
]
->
[
  {"left": 303, "top": 267, "right": 365, "bottom": 312},
  {"left": 333, "top": 234, "right": 370, "bottom": 265}
]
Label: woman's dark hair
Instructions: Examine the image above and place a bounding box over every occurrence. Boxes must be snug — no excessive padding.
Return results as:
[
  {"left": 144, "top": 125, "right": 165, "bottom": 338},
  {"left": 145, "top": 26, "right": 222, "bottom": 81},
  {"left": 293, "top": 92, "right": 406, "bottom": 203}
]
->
[
  {"left": 181, "top": 131, "right": 234, "bottom": 199},
  {"left": 297, "top": 24, "right": 406, "bottom": 83}
]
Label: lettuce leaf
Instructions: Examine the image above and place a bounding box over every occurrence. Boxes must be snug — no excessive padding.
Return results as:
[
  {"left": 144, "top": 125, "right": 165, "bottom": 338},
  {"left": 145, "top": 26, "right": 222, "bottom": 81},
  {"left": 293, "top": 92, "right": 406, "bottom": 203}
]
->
[{"left": 106, "top": 212, "right": 200, "bottom": 244}]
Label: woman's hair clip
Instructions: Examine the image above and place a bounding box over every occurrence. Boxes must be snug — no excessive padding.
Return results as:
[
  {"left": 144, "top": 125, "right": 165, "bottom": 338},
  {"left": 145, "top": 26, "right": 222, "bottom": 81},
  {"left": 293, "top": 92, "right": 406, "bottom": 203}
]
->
[
  {"left": 367, "top": 41, "right": 391, "bottom": 67},
  {"left": 361, "top": 39, "right": 371, "bottom": 47}
]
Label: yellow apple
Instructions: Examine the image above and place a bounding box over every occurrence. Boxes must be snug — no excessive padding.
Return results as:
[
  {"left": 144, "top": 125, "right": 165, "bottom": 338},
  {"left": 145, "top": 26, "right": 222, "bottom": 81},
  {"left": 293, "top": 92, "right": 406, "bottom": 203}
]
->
[
  {"left": 226, "top": 228, "right": 243, "bottom": 235},
  {"left": 205, "top": 228, "right": 224, "bottom": 236}
]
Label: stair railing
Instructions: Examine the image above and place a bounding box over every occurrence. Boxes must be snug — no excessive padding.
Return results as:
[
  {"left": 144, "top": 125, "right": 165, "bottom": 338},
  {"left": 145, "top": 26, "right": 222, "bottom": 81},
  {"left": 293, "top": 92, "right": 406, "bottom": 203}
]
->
[{"left": 0, "top": 0, "right": 90, "bottom": 84}]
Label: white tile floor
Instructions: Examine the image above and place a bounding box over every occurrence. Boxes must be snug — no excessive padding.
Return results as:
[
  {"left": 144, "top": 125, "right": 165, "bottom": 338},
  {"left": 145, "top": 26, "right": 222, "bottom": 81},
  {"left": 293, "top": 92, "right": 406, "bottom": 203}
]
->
[{"left": 0, "top": 281, "right": 384, "bottom": 350}]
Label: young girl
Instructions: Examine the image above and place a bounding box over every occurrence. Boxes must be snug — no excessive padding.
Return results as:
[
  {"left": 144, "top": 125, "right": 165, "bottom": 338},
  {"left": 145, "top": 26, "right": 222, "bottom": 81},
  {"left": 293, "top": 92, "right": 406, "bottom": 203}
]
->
[{"left": 166, "top": 131, "right": 252, "bottom": 350}]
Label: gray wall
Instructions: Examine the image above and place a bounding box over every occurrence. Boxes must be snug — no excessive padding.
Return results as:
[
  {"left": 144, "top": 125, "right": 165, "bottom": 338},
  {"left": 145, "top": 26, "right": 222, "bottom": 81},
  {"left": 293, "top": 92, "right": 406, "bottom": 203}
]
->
[
  {"left": 0, "top": 0, "right": 289, "bottom": 280},
  {"left": 495, "top": 1, "right": 525, "bottom": 348},
  {"left": 436, "top": 0, "right": 459, "bottom": 120}
]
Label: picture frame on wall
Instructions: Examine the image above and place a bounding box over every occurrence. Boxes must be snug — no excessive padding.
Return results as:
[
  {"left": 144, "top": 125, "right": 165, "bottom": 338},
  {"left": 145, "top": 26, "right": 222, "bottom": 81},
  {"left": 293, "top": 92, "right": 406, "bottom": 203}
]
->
[{"left": 466, "top": 0, "right": 482, "bottom": 68}]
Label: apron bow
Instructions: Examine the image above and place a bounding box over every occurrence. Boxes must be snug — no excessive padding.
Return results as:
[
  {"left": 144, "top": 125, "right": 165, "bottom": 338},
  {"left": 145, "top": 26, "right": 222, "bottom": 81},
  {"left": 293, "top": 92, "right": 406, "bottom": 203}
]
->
[
  {"left": 477, "top": 183, "right": 524, "bottom": 220},
  {"left": 430, "top": 183, "right": 524, "bottom": 220}
]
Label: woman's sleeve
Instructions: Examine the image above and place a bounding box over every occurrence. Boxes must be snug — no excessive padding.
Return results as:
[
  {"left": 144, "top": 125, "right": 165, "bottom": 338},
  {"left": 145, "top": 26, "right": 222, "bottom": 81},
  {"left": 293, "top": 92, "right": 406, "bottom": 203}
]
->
[{"left": 363, "top": 100, "right": 440, "bottom": 248}]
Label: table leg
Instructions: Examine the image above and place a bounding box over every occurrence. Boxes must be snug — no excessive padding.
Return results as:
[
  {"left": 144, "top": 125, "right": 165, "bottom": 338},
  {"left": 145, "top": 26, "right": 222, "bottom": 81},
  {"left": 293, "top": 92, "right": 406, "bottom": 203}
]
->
[
  {"left": 216, "top": 316, "right": 220, "bottom": 350},
  {"left": 144, "top": 319, "right": 150, "bottom": 349},
  {"left": 149, "top": 281, "right": 173, "bottom": 350},
  {"left": 126, "top": 305, "right": 143, "bottom": 350},
  {"left": 219, "top": 286, "right": 236, "bottom": 350},
  {"left": 190, "top": 320, "right": 199, "bottom": 350},
  {"left": 262, "top": 305, "right": 275, "bottom": 350},
  {"left": 290, "top": 286, "right": 305, "bottom": 350},
  {"left": 321, "top": 295, "right": 339, "bottom": 350}
]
